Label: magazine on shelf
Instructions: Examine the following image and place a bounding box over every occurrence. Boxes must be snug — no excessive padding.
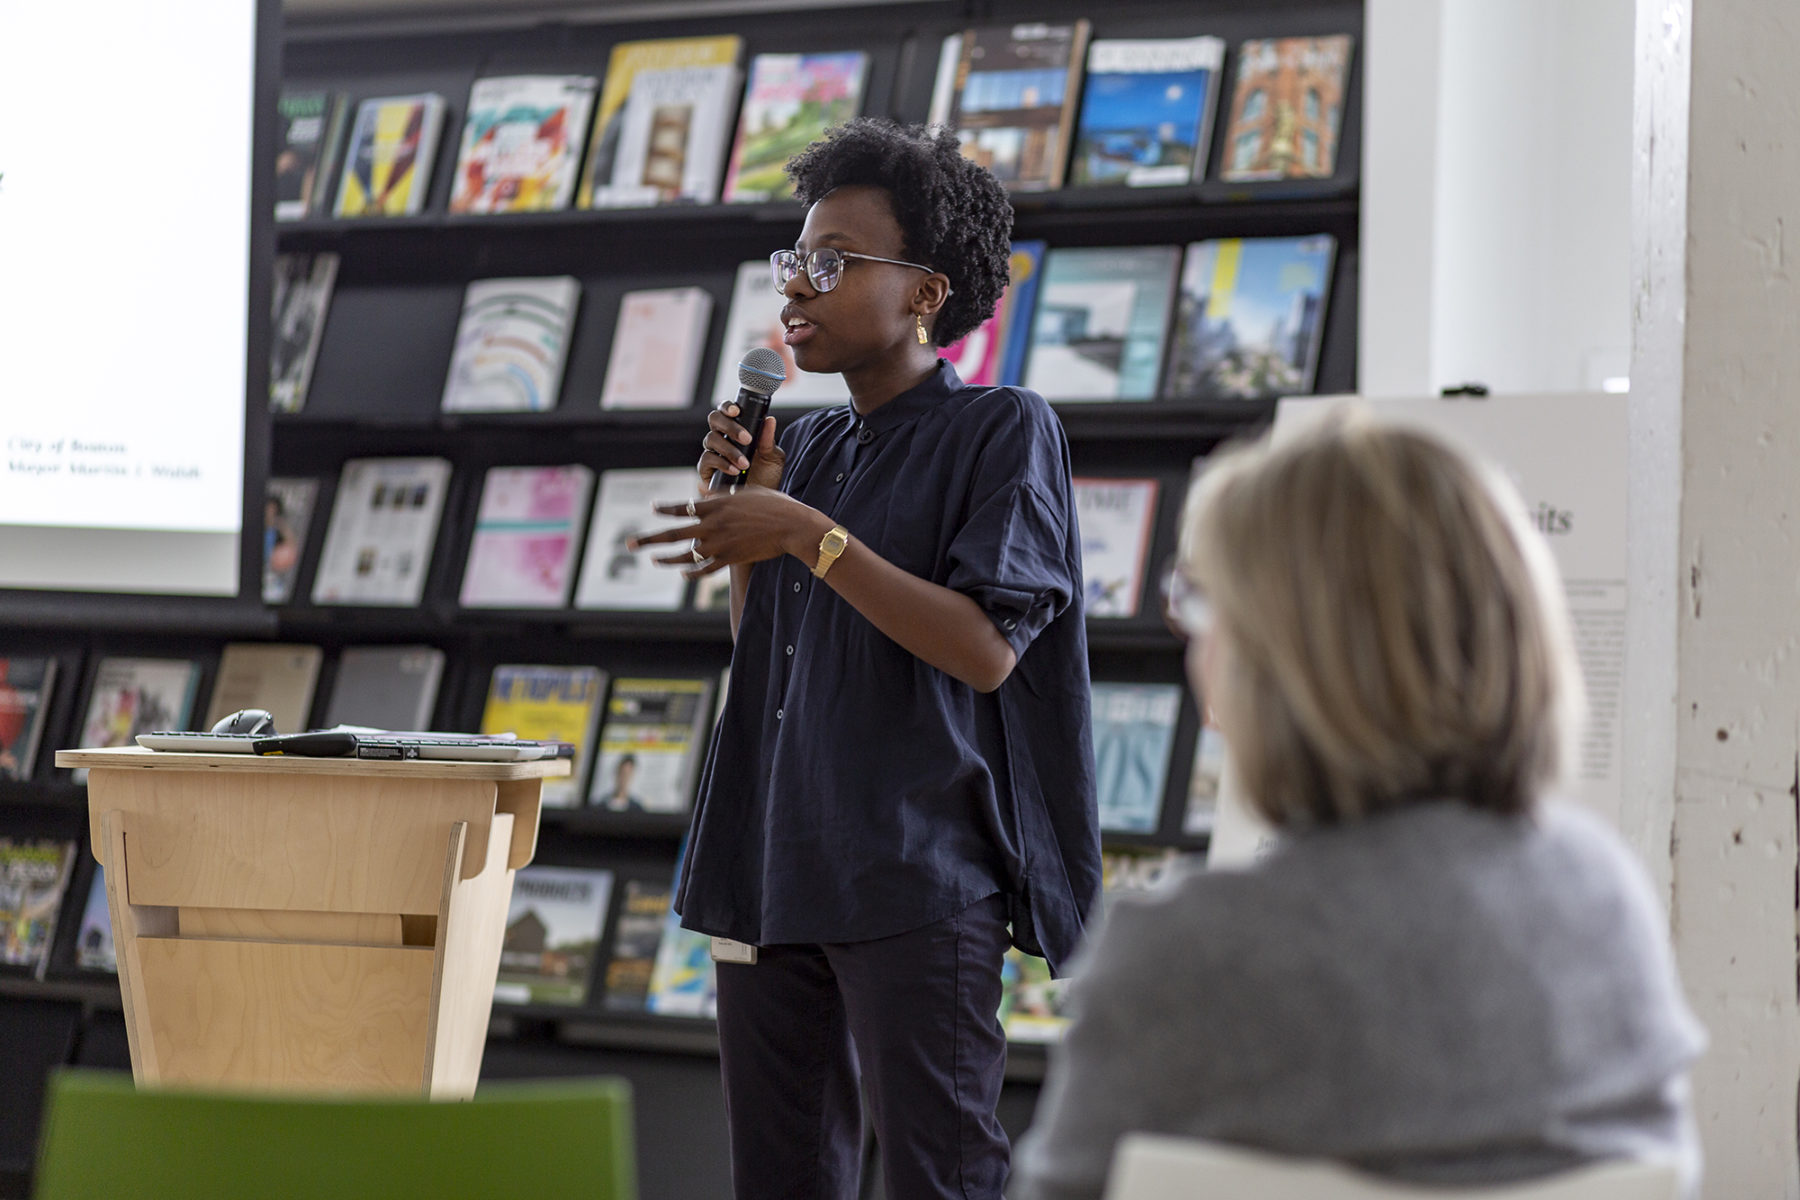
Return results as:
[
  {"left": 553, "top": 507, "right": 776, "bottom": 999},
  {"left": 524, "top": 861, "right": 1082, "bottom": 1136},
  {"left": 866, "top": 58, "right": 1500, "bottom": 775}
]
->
[
  {"left": 440, "top": 276, "right": 582, "bottom": 413},
  {"left": 269, "top": 252, "right": 339, "bottom": 414},
  {"left": 1069, "top": 36, "right": 1225, "bottom": 188},
  {"left": 311, "top": 457, "right": 452, "bottom": 607},
  {"left": 573, "top": 467, "right": 697, "bottom": 611},
  {"left": 74, "top": 867, "right": 115, "bottom": 973},
  {"left": 600, "top": 287, "right": 714, "bottom": 410},
  {"left": 945, "top": 21, "right": 1091, "bottom": 192},
  {"left": 721, "top": 51, "right": 870, "bottom": 203},
  {"left": 941, "top": 240, "right": 1045, "bottom": 388},
  {"left": 494, "top": 865, "right": 614, "bottom": 1007},
  {"left": 75, "top": 657, "right": 202, "bottom": 779},
  {"left": 334, "top": 92, "right": 446, "bottom": 217},
  {"left": 1091, "top": 680, "right": 1182, "bottom": 833},
  {"left": 712, "top": 259, "right": 849, "bottom": 409},
  {"left": 646, "top": 842, "right": 716, "bottom": 1017},
  {"left": 1218, "top": 35, "right": 1354, "bottom": 183},
  {"left": 322, "top": 645, "right": 445, "bottom": 732},
  {"left": 1182, "top": 722, "right": 1227, "bottom": 835},
  {"left": 1023, "top": 245, "right": 1181, "bottom": 402},
  {"left": 0, "top": 839, "right": 76, "bottom": 978},
  {"left": 263, "top": 476, "right": 320, "bottom": 604},
  {"left": 479, "top": 664, "right": 607, "bottom": 808},
  {"left": 588, "top": 676, "right": 716, "bottom": 815},
  {"left": 1072, "top": 477, "right": 1160, "bottom": 618},
  {"left": 204, "top": 643, "right": 324, "bottom": 735},
  {"left": 1164, "top": 235, "right": 1336, "bottom": 402},
  {"left": 448, "top": 75, "right": 597, "bottom": 214},
  {"left": 577, "top": 35, "right": 744, "bottom": 208},
  {"left": 0, "top": 656, "right": 57, "bottom": 782},
  {"left": 460, "top": 465, "right": 595, "bottom": 608},
  {"left": 602, "top": 877, "right": 674, "bottom": 1012},
  {"left": 998, "top": 947, "right": 1068, "bottom": 1043},
  {"left": 275, "top": 90, "right": 347, "bottom": 219}
]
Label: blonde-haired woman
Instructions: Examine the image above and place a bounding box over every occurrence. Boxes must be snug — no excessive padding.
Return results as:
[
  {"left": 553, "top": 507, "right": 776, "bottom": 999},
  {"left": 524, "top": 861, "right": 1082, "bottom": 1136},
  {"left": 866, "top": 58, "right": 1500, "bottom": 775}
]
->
[{"left": 1009, "top": 409, "right": 1704, "bottom": 1200}]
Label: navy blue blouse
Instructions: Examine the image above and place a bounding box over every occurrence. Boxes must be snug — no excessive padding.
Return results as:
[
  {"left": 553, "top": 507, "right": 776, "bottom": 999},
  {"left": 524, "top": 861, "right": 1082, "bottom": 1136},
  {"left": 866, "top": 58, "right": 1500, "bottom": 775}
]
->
[{"left": 674, "top": 360, "right": 1101, "bottom": 973}]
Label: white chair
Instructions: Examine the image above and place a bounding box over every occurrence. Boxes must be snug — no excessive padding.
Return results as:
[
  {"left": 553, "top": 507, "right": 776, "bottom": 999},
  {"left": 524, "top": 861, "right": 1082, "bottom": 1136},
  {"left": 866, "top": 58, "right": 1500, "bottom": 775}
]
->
[{"left": 1102, "top": 1133, "right": 1681, "bottom": 1200}]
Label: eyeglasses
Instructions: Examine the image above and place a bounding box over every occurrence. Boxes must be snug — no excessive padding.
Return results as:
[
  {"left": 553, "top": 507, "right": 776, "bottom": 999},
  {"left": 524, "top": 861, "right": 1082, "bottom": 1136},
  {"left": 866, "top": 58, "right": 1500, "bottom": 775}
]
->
[
  {"left": 770, "top": 247, "right": 939, "bottom": 295},
  {"left": 1160, "top": 560, "right": 1215, "bottom": 642}
]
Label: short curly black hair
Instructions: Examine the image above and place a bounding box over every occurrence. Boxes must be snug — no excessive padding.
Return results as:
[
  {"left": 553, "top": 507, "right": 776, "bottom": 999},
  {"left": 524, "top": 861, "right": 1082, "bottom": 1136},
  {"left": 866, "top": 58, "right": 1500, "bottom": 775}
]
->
[{"left": 785, "top": 119, "right": 1014, "bottom": 348}]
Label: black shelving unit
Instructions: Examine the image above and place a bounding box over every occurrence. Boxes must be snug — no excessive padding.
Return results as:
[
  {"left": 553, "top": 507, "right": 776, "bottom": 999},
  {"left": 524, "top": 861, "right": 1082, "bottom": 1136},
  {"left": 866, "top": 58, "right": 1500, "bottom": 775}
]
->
[{"left": 0, "top": 1, "right": 1362, "bottom": 1196}]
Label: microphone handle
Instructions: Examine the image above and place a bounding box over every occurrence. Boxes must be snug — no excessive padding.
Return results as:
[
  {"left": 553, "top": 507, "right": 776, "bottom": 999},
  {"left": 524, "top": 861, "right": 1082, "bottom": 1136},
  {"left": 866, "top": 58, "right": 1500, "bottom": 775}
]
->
[{"left": 710, "top": 387, "right": 773, "bottom": 491}]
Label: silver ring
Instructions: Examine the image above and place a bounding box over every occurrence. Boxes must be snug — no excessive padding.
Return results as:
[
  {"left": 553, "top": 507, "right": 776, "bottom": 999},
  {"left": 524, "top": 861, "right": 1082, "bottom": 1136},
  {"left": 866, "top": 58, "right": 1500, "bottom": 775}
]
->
[
  {"left": 692, "top": 545, "right": 704, "bottom": 563},
  {"left": 686, "top": 499, "right": 697, "bottom": 519}
]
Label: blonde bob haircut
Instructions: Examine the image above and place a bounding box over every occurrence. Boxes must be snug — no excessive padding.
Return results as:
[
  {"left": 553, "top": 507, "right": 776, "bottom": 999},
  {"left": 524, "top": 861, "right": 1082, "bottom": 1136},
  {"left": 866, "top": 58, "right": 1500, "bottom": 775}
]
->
[{"left": 1180, "top": 406, "right": 1584, "bottom": 828}]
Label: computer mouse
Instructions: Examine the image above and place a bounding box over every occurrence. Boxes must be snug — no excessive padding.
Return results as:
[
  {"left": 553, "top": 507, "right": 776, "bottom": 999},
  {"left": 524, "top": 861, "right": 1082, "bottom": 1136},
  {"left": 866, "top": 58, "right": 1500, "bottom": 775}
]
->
[{"left": 212, "top": 708, "right": 277, "bottom": 736}]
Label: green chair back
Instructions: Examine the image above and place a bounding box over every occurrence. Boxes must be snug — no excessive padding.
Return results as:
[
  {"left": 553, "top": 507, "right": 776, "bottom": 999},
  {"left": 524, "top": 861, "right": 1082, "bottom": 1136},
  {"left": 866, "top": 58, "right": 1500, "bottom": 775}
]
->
[{"left": 33, "top": 1070, "right": 636, "bottom": 1200}]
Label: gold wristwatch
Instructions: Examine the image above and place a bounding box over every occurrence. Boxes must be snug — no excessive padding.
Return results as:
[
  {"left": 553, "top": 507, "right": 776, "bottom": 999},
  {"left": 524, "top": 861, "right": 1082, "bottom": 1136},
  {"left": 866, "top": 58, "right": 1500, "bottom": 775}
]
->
[{"left": 813, "top": 524, "right": 849, "bottom": 579}]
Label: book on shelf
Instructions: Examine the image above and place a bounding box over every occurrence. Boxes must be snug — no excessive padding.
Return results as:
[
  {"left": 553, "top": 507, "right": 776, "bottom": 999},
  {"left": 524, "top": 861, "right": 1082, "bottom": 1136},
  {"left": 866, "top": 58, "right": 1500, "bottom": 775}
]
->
[
  {"left": 602, "top": 877, "right": 673, "bottom": 1013},
  {"left": 334, "top": 92, "right": 447, "bottom": 217},
  {"left": 270, "top": 252, "right": 338, "bottom": 414},
  {"left": 1023, "top": 245, "right": 1182, "bottom": 402},
  {"left": 927, "top": 33, "right": 964, "bottom": 127},
  {"left": 1164, "top": 235, "right": 1336, "bottom": 402},
  {"left": 479, "top": 664, "right": 607, "bottom": 809},
  {"left": 589, "top": 675, "right": 716, "bottom": 816},
  {"left": 1183, "top": 722, "right": 1227, "bottom": 835},
  {"left": 203, "top": 643, "right": 324, "bottom": 736},
  {"left": 74, "top": 867, "right": 115, "bottom": 974},
  {"left": 0, "top": 838, "right": 76, "bottom": 979},
  {"left": 999, "top": 948, "right": 1068, "bottom": 1043},
  {"left": 311, "top": 457, "right": 452, "bottom": 607},
  {"left": 573, "top": 467, "right": 697, "bottom": 611},
  {"left": 0, "top": 656, "right": 57, "bottom": 782},
  {"left": 721, "top": 51, "right": 870, "bottom": 204},
  {"left": 275, "top": 90, "right": 347, "bottom": 220},
  {"left": 448, "top": 75, "right": 598, "bottom": 214},
  {"left": 941, "top": 239, "right": 1045, "bottom": 388},
  {"left": 945, "top": 21, "right": 1091, "bottom": 192},
  {"left": 1091, "top": 680, "right": 1183, "bottom": 833},
  {"left": 577, "top": 35, "right": 744, "bottom": 209},
  {"left": 1069, "top": 36, "right": 1225, "bottom": 188},
  {"left": 712, "top": 260, "right": 848, "bottom": 409},
  {"left": 264, "top": 476, "right": 320, "bottom": 604},
  {"left": 1072, "top": 477, "right": 1160, "bottom": 619},
  {"left": 440, "top": 276, "right": 582, "bottom": 413},
  {"left": 460, "top": 465, "right": 595, "bottom": 609},
  {"left": 494, "top": 864, "right": 614, "bottom": 1007},
  {"left": 1219, "top": 35, "right": 1354, "bottom": 183},
  {"left": 599, "top": 287, "right": 714, "bottom": 410},
  {"left": 646, "top": 842, "right": 716, "bottom": 1018},
  {"left": 323, "top": 645, "right": 445, "bottom": 732},
  {"left": 75, "top": 656, "right": 203, "bottom": 777}
]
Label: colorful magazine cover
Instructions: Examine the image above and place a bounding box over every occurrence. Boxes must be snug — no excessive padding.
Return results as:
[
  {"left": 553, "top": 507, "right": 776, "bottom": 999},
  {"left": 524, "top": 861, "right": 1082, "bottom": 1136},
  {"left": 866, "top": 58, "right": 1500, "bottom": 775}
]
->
[
  {"left": 1219, "top": 35, "right": 1354, "bottom": 182},
  {"left": 941, "top": 240, "right": 1045, "bottom": 388},
  {"left": 999, "top": 948, "right": 1069, "bottom": 1043},
  {"left": 479, "top": 664, "right": 607, "bottom": 808},
  {"left": 722, "top": 51, "right": 869, "bottom": 203},
  {"left": 263, "top": 476, "right": 320, "bottom": 604},
  {"left": 334, "top": 93, "right": 446, "bottom": 217},
  {"left": 460, "top": 465, "right": 595, "bottom": 608},
  {"left": 76, "top": 657, "right": 202, "bottom": 774},
  {"left": 1072, "top": 477, "right": 1160, "bottom": 618},
  {"left": 603, "top": 877, "right": 674, "bottom": 1012},
  {"left": 1069, "top": 36, "right": 1225, "bottom": 187},
  {"left": 275, "top": 90, "right": 347, "bottom": 219},
  {"left": 599, "top": 286, "right": 714, "bottom": 410},
  {"left": 0, "top": 656, "right": 57, "bottom": 782},
  {"left": 646, "top": 842, "right": 716, "bottom": 1017},
  {"left": 0, "top": 838, "right": 76, "bottom": 977},
  {"left": 1164, "top": 235, "right": 1336, "bottom": 402},
  {"left": 494, "top": 865, "right": 613, "bottom": 1006},
  {"left": 577, "top": 35, "right": 743, "bottom": 208},
  {"left": 449, "top": 75, "right": 597, "bottom": 213},
  {"left": 440, "top": 276, "right": 582, "bottom": 413},
  {"left": 589, "top": 677, "right": 716, "bottom": 815},
  {"left": 75, "top": 867, "right": 115, "bottom": 973},
  {"left": 1023, "top": 245, "right": 1181, "bottom": 401},
  {"left": 948, "top": 21, "right": 1091, "bottom": 191},
  {"left": 1091, "top": 681, "right": 1183, "bottom": 833}
]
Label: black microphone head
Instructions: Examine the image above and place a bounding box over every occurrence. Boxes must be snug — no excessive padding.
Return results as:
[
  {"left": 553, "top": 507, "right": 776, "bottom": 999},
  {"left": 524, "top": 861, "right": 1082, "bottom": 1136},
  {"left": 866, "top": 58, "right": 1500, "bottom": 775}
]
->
[{"left": 737, "top": 347, "right": 786, "bottom": 397}]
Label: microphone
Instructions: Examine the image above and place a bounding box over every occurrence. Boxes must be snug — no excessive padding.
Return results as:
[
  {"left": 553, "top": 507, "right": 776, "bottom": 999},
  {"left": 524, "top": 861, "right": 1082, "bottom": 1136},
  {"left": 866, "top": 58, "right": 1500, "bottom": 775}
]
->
[{"left": 711, "top": 346, "right": 786, "bottom": 491}]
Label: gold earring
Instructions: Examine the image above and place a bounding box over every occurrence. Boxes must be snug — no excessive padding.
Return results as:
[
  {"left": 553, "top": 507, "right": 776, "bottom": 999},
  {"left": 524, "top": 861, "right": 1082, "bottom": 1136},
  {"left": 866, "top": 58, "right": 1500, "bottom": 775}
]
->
[{"left": 916, "top": 314, "right": 928, "bottom": 345}]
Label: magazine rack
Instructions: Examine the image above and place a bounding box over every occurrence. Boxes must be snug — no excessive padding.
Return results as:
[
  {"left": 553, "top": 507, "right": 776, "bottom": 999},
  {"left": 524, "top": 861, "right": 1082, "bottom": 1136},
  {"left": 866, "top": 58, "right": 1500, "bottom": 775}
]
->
[{"left": 53, "top": 746, "right": 567, "bottom": 1098}]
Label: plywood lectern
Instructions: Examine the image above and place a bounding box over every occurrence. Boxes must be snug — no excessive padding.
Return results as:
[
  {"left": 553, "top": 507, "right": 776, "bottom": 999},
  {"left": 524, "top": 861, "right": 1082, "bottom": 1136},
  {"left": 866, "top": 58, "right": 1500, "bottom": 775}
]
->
[{"left": 54, "top": 747, "right": 569, "bottom": 1099}]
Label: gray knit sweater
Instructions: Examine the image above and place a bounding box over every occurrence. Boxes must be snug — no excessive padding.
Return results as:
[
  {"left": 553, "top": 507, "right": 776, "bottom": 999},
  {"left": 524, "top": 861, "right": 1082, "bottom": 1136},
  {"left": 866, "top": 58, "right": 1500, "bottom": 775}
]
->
[{"left": 1009, "top": 801, "right": 1706, "bottom": 1200}]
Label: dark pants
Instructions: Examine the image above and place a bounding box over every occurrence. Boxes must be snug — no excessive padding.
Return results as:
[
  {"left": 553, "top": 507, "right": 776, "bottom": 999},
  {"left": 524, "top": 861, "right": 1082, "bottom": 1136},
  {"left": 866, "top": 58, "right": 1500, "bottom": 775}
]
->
[{"left": 713, "top": 893, "right": 1012, "bottom": 1200}]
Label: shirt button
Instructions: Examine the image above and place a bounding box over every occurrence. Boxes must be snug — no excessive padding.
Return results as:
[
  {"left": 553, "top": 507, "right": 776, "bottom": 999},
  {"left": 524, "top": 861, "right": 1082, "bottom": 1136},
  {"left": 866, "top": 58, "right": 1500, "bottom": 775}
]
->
[
  {"left": 834, "top": 472, "right": 845, "bottom": 483},
  {"left": 793, "top": 581, "right": 802, "bottom": 593},
  {"left": 775, "top": 708, "right": 785, "bottom": 720},
  {"left": 857, "top": 428, "right": 873, "bottom": 444},
  {"left": 785, "top": 645, "right": 794, "bottom": 656}
]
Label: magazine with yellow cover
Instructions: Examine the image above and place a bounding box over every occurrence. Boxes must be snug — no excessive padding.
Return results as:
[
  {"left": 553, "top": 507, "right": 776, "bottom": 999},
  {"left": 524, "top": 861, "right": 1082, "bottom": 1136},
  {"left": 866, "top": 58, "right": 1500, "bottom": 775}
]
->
[
  {"left": 576, "top": 35, "right": 742, "bottom": 208},
  {"left": 335, "top": 93, "right": 446, "bottom": 217},
  {"left": 480, "top": 664, "right": 607, "bottom": 807}
]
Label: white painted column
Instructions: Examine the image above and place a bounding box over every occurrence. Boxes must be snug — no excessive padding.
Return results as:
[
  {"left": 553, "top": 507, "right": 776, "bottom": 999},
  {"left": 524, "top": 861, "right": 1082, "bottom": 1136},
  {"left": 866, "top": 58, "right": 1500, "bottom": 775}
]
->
[{"left": 1630, "top": 0, "right": 1800, "bottom": 1194}]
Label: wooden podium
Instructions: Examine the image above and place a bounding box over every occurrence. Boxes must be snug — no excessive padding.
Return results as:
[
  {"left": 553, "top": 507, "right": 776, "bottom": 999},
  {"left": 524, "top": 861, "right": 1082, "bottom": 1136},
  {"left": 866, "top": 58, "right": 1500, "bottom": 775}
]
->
[{"left": 53, "top": 747, "right": 569, "bottom": 1099}]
